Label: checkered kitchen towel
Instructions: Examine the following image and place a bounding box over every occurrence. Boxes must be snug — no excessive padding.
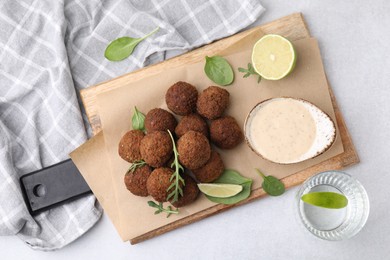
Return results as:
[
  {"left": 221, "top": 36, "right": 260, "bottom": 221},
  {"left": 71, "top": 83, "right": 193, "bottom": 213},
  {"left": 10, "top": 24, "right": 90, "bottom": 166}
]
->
[{"left": 0, "top": 0, "right": 265, "bottom": 250}]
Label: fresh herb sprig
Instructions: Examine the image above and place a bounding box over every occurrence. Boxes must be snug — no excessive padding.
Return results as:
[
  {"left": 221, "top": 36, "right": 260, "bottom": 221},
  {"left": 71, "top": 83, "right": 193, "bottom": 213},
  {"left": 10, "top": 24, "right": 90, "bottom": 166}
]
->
[
  {"left": 105, "top": 27, "right": 159, "bottom": 61},
  {"left": 256, "top": 169, "right": 285, "bottom": 196},
  {"left": 147, "top": 201, "right": 179, "bottom": 218},
  {"left": 127, "top": 160, "right": 146, "bottom": 173},
  {"left": 166, "top": 130, "right": 185, "bottom": 203},
  {"left": 238, "top": 63, "right": 262, "bottom": 83},
  {"left": 132, "top": 106, "right": 146, "bottom": 131},
  {"left": 204, "top": 56, "right": 234, "bottom": 86}
]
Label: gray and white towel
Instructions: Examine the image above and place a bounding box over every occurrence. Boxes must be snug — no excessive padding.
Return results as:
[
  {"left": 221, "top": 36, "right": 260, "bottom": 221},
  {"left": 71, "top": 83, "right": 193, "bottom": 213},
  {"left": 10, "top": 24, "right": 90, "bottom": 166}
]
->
[{"left": 0, "top": 0, "right": 265, "bottom": 250}]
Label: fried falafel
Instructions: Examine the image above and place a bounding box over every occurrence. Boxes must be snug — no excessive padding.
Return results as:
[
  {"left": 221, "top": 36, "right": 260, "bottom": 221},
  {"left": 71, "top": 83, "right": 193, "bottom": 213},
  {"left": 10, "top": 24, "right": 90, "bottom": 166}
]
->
[
  {"left": 164, "top": 155, "right": 175, "bottom": 168},
  {"left": 140, "top": 131, "right": 173, "bottom": 167},
  {"left": 170, "top": 174, "right": 199, "bottom": 208},
  {"left": 166, "top": 81, "right": 198, "bottom": 116},
  {"left": 146, "top": 167, "right": 178, "bottom": 202},
  {"left": 197, "top": 86, "right": 229, "bottom": 119},
  {"left": 118, "top": 130, "right": 144, "bottom": 163},
  {"left": 175, "top": 113, "right": 208, "bottom": 138},
  {"left": 124, "top": 164, "right": 153, "bottom": 197},
  {"left": 145, "top": 108, "right": 177, "bottom": 133},
  {"left": 192, "top": 150, "right": 224, "bottom": 183},
  {"left": 210, "top": 116, "right": 243, "bottom": 149},
  {"left": 177, "top": 131, "right": 211, "bottom": 170}
]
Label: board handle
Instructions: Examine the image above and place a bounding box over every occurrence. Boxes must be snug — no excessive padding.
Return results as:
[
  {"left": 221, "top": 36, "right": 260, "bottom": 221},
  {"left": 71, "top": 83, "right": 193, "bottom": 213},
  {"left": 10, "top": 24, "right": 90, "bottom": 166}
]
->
[{"left": 20, "top": 159, "right": 92, "bottom": 215}]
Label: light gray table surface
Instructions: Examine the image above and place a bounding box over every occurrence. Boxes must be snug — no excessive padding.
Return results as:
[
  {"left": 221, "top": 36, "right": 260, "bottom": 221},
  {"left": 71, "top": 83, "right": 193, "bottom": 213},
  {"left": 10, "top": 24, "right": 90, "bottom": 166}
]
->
[{"left": 1, "top": 1, "right": 389, "bottom": 259}]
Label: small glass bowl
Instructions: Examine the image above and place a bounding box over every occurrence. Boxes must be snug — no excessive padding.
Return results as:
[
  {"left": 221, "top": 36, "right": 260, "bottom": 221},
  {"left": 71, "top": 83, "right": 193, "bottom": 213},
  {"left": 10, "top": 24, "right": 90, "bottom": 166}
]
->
[{"left": 296, "top": 171, "right": 369, "bottom": 240}]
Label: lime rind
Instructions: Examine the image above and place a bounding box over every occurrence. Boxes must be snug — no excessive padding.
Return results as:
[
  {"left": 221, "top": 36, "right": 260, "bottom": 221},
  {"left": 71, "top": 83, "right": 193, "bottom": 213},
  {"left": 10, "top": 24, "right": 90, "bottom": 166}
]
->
[
  {"left": 251, "top": 34, "right": 296, "bottom": 80},
  {"left": 198, "top": 183, "right": 243, "bottom": 198}
]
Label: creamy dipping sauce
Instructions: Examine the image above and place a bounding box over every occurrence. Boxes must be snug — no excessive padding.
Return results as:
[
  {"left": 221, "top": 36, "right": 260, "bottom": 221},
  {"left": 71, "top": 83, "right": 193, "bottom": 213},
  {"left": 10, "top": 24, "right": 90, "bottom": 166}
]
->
[{"left": 248, "top": 99, "right": 316, "bottom": 163}]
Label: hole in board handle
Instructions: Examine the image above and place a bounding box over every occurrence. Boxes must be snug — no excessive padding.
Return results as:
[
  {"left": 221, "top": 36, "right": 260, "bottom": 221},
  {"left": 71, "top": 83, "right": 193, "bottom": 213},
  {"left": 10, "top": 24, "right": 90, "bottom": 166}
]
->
[{"left": 33, "top": 184, "right": 46, "bottom": 197}]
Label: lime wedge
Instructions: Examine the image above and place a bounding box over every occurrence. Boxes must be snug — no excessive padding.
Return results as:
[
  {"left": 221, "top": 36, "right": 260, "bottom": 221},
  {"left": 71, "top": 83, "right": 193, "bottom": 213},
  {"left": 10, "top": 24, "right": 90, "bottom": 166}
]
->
[
  {"left": 198, "top": 183, "right": 243, "bottom": 198},
  {"left": 301, "top": 192, "right": 348, "bottom": 209},
  {"left": 251, "top": 34, "right": 296, "bottom": 80}
]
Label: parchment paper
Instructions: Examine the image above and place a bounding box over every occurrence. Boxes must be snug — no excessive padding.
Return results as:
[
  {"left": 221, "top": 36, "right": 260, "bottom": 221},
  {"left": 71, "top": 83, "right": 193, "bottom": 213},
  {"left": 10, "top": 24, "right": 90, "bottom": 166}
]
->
[
  {"left": 70, "top": 132, "right": 126, "bottom": 238},
  {"left": 93, "top": 37, "right": 343, "bottom": 240}
]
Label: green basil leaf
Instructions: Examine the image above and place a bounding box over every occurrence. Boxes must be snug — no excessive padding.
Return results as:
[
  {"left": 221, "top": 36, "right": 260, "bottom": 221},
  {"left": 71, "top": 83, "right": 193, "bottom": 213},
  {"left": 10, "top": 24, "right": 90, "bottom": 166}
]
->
[
  {"left": 205, "top": 169, "right": 252, "bottom": 205},
  {"left": 301, "top": 192, "right": 348, "bottom": 209},
  {"left": 256, "top": 169, "right": 285, "bottom": 196},
  {"left": 213, "top": 169, "right": 251, "bottom": 185},
  {"left": 262, "top": 175, "right": 285, "bottom": 196},
  {"left": 132, "top": 106, "right": 145, "bottom": 131},
  {"left": 105, "top": 27, "right": 159, "bottom": 61},
  {"left": 204, "top": 56, "right": 234, "bottom": 86}
]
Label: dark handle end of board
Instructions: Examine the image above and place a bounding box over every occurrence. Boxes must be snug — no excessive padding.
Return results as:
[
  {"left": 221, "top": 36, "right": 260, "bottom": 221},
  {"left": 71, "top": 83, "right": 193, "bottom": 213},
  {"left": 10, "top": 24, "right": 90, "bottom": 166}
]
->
[{"left": 20, "top": 159, "right": 92, "bottom": 215}]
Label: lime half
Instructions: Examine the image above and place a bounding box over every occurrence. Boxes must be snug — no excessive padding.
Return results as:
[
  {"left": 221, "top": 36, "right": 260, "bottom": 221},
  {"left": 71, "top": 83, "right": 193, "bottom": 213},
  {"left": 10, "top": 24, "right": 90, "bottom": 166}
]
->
[
  {"left": 251, "top": 34, "right": 296, "bottom": 80},
  {"left": 198, "top": 183, "right": 243, "bottom": 198}
]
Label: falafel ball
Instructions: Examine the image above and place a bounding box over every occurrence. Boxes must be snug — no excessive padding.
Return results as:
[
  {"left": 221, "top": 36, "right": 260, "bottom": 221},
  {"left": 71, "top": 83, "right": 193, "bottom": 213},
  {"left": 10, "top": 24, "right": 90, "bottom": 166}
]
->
[
  {"left": 140, "top": 131, "right": 173, "bottom": 167},
  {"left": 197, "top": 86, "right": 229, "bottom": 119},
  {"left": 177, "top": 131, "right": 211, "bottom": 170},
  {"left": 175, "top": 113, "right": 208, "bottom": 138},
  {"left": 192, "top": 150, "right": 224, "bottom": 183},
  {"left": 147, "top": 167, "right": 179, "bottom": 202},
  {"left": 164, "top": 155, "right": 175, "bottom": 168},
  {"left": 165, "top": 81, "right": 198, "bottom": 116},
  {"left": 118, "top": 130, "right": 144, "bottom": 163},
  {"left": 145, "top": 108, "right": 177, "bottom": 133},
  {"left": 170, "top": 174, "right": 199, "bottom": 208},
  {"left": 124, "top": 164, "right": 153, "bottom": 197},
  {"left": 210, "top": 116, "right": 243, "bottom": 149}
]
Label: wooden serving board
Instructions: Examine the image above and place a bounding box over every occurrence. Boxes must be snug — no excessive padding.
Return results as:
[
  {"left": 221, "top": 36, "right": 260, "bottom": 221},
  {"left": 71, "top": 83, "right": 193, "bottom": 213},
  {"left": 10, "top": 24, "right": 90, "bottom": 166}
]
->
[{"left": 80, "top": 13, "right": 359, "bottom": 244}]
